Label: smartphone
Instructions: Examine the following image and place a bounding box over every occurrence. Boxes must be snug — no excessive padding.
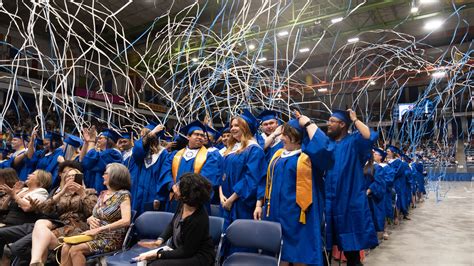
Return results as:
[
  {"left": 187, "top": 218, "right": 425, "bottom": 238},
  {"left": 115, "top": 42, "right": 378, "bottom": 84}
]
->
[{"left": 74, "top": 173, "right": 84, "bottom": 185}]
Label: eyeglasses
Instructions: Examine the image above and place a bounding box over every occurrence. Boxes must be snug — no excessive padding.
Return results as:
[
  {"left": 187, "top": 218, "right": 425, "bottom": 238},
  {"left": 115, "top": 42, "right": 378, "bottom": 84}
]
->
[{"left": 191, "top": 132, "right": 206, "bottom": 138}]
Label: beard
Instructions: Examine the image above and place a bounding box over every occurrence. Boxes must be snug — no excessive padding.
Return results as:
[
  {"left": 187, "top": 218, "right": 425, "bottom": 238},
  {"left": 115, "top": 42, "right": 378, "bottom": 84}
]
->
[{"left": 327, "top": 127, "right": 342, "bottom": 140}]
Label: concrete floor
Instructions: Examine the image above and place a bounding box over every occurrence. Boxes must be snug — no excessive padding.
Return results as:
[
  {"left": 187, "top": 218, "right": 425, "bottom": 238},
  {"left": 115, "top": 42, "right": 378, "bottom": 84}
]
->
[{"left": 364, "top": 181, "right": 474, "bottom": 266}]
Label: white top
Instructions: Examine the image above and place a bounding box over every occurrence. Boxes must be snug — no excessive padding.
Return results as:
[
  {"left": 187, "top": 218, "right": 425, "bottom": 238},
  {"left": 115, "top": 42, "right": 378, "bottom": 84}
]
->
[{"left": 17, "top": 187, "right": 49, "bottom": 202}]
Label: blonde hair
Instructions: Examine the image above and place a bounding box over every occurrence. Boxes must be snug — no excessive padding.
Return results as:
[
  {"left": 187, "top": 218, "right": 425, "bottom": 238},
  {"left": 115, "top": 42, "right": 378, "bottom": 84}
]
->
[
  {"left": 33, "top": 170, "right": 52, "bottom": 189},
  {"left": 224, "top": 117, "right": 254, "bottom": 155}
]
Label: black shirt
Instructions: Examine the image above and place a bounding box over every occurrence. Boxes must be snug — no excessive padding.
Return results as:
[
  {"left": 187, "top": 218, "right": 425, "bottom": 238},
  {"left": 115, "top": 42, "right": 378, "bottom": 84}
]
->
[{"left": 157, "top": 203, "right": 215, "bottom": 265}]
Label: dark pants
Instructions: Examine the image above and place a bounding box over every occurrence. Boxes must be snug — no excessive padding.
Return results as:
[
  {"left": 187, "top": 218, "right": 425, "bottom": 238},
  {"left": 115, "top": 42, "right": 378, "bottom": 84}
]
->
[
  {"left": 0, "top": 223, "right": 34, "bottom": 261},
  {"left": 344, "top": 250, "right": 361, "bottom": 266}
]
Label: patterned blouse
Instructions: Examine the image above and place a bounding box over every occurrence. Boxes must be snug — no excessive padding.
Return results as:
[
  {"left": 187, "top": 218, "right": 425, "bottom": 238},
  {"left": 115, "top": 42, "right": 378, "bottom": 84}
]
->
[{"left": 87, "top": 189, "right": 131, "bottom": 254}]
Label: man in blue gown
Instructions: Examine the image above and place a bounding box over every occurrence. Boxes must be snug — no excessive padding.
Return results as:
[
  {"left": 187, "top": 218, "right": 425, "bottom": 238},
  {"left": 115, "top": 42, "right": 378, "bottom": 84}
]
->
[
  {"left": 256, "top": 110, "right": 284, "bottom": 162},
  {"left": 0, "top": 132, "right": 28, "bottom": 180},
  {"left": 320, "top": 109, "right": 379, "bottom": 266},
  {"left": 166, "top": 120, "right": 222, "bottom": 212}
]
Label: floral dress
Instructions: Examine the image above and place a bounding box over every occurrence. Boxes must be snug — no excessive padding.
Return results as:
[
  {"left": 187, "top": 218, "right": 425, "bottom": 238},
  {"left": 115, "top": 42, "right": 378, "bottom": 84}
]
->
[{"left": 87, "top": 189, "right": 130, "bottom": 254}]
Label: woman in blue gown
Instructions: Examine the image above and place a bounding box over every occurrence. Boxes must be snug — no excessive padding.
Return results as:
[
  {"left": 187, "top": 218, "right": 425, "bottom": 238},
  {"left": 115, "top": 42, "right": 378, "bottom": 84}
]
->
[
  {"left": 373, "top": 148, "right": 395, "bottom": 240},
  {"left": 254, "top": 117, "right": 332, "bottom": 266},
  {"left": 24, "top": 131, "right": 63, "bottom": 188},
  {"left": 364, "top": 152, "right": 387, "bottom": 240},
  {"left": 219, "top": 110, "right": 266, "bottom": 230},
  {"left": 128, "top": 124, "right": 172, "bottom": 214},
  {"left": 80, "top": 127, "right": 123, "bottom": 192}
]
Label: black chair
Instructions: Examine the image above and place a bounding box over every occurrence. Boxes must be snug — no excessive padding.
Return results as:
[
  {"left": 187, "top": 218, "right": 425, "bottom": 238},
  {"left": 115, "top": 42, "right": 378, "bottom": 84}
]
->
[
  {"left": 209, "top": 216, "right": 224, "bottom": 247},
  {"left": 216, "top": 219, "right": 282, "bottom": 266},
  {"left": 105, "top": 211, "right": 174, "bottom": 266}
]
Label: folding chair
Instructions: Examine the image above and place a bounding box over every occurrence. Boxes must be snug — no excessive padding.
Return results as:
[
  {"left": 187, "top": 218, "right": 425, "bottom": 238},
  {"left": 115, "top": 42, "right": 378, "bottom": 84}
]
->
[
  {"left": 105, "top": 211, "right": 174, "bottom": 266},
  {"left": 210, "top": 204, "right": 222, "bottom": 217},
  {"left": 216, "top": 219, "right": 282, "bottom": 266},
  {"left": 208, "top": 216, "right": 224, "bottom": 247}
]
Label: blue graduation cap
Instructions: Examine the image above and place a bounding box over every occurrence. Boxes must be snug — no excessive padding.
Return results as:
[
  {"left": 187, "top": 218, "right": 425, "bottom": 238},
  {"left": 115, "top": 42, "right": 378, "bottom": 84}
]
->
[
  {"left": 401, "top": 154, "right": 412, "bottom": 162},
  {"left": 119, "top": 131, "right": 132, "bottom": 140},
  {"left": 330, "top": 109, "right": 352, "bottom": 125},
  {"left": 386, "top": 145, "right": 400, "bottom": 155},
  {"left": 373, "top": 147, "right": 387, "bottom": 161},
  {"left": 257, "top": 110, "right": 279, "bottom": 123},
  {"left": 181, "top": 120, "right": 207, "bottom": 136},
  {"left": 12, "top": 132, "right": 29, "bottom": 141},
  {"left": 35, "top": 138, "right": 43, "bottom": 147},
  {"left": 287, "top": 118, "right": 305, "bottom": 136},
  {"left": 99, "top": 129, "right": 120, "bottom": 143},
  {"left": 205, "top": 125, "right": 219, "bottom": 139},
  {"left": 44, "top": 131, "right": 63, "bottom": 142},
  {"left": 239, "top": 110, "right": 259, "bottom": 135},
  {"left": 144, "top": 122, "right": 157, "bottom": 131},
  {"left": 64, "top": 134, "right": 84, "bottom": 148}
]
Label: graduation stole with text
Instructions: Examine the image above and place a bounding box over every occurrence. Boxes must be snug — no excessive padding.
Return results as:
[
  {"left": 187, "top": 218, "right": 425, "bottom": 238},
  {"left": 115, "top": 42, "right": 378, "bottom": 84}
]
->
[
  {"left": 171, "top": 146, "right": 208, "bottom": 182},
  {"left": 265, "top": 148, "right": 313, "bottom": 224}
]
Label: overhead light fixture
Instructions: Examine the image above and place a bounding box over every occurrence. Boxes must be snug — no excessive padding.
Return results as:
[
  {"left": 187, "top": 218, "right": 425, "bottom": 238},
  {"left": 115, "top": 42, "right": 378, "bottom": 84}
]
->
[
  {"left": 248, "top": 44, "right": 256, "bottom": 50},
  {"left": 299, "top": 47, "right": 310, "bottom": 53},
  {"left": 237, "top": 42, "right": 243, "bottom": 46},
  {"left": 331, "top": 17, "right": 343, "bottom": 24},
  {"left": 431, "top": 71, "right": 446, "bottom": 78},
  {"left": 347, "top": 37, "right": 359, "bottom": 43},
  {"left": 369, "top": 80, "right": 376, "bottom": 85},
  {"left": 318, "top": 88, "right": 328, "bottom": 92},
  {"left": 420, "top": 0, "right": 438, "bottom": 4},
  {"left": 410, "top": 6, "right": 419, "bottom": 13},
  {"left": 277, "top": 30, "right": 289, "bottom": 37},
  {"left": 424, "top": 19, "right": 444, "bottom": 30},
  {"left": 191, "top": 57, "right": 199, "bottom": 62},
  {"left": 257, "top": 57, "right": 267, "bottom": 62}
]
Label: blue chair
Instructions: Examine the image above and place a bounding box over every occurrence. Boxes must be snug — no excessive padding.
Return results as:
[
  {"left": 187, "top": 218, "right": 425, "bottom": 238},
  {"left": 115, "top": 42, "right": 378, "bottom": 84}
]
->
[
  {"left": 216, "top": 219, "right": 282, "bottom": 266},
  {"left": 85, "top": 210, "right": 138, "bottom": 265},
  {"left": 105, "top": 211, "right": 174, "bottom": 266},
  {"left": 209, "top": 216, "right": 224, "bottom": 247},
  {"left": 210, "top": 204, "right": 221, "bottom": 217}
]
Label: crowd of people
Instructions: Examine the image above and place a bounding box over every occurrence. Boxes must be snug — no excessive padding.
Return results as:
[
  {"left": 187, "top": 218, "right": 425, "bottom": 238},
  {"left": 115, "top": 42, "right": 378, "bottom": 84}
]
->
[{"left": 0, "top": 108, "right": 428, "bottom": 266}]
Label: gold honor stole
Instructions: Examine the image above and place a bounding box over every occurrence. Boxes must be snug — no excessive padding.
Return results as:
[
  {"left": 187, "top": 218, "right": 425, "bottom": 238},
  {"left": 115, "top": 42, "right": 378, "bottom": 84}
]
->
[
  {"left": 265, "top": 149, "right": 313, "bottom": 224},
  {"left": 171, "top": 146, "right": 208, "bottom": 182}
]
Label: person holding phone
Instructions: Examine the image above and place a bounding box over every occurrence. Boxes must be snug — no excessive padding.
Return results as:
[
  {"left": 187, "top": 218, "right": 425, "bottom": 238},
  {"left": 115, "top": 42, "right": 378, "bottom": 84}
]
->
[{"left": 29, "top": 166, "right": 98, "bottom": 265}]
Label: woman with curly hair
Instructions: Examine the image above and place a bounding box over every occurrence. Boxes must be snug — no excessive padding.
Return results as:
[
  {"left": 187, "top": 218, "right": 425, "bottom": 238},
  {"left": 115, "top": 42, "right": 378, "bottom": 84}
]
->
[{"left": 134, "top": 172, "right": 215, "bottom": 266}]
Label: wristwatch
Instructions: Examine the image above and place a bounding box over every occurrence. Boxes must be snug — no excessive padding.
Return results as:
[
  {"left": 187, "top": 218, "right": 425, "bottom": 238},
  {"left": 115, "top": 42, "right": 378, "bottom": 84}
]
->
[{"left": 303, "top": 120, "right": 314, "bottom": 128}]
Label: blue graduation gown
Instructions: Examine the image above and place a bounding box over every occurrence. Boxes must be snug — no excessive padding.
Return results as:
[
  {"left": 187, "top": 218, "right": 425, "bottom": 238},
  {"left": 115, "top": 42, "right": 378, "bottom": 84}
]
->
[
  {"left": 82, "top": 149, "right": 123, "bottom": 192},
  {"left": 365, "top": 164, "right": 387, "bottom": 232},
  {"left": 414, "top": 162, "right": 426, "bottom": 194},
  {"left": 166, "top": 147, "right": 222, "bottom": 212},
  {"left": 27, "top": 148, "right": 63, "bottom": 188},
  {"left": 221, "top": 142, "right": 267, "bottom": 229},
  {"left": 325, "top": 130, "right": 379, "bottom": 251},
  {"left": 264, "top": 130, "right": 331, "bottom": 265},
  {"left": 381, "top": 163, "right": 396, "bottom": 220},
  {"left": 128, "top": 139, "right": 172, "bottom": 214},
  {"left": 0, "top": 149, "right": 29, "bottom": 181}
]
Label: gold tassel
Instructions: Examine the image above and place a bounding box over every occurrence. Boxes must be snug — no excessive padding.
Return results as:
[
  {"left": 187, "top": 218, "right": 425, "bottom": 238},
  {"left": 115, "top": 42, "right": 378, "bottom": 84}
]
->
[{"left": 299, "top": 210, "right": 306, "bottom": 224}]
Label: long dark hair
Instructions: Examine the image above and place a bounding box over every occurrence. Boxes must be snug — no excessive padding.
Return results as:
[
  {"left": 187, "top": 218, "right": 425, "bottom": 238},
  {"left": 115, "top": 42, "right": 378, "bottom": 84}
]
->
[
  {"left": 364, "top": 155, "right": 375, "bottom": 178},
  {"left": 178, "top": 173, "right": 212, "bottom": 208}
]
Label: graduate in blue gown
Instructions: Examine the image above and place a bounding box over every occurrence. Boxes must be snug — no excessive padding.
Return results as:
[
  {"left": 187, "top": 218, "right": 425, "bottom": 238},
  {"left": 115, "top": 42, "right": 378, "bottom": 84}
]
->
[
  {"left": 386, "top": 145, "right": 410, "bottom": 223},
  {"left": 256, "top": 110, "right": 284, "bottom": 162},
  {"left": 166, "top": 120, "right": 222, "bottom": 213},
  {"left": 0, "top": 132, "right": 28, "bottom": 180},
  {"left": 402, "top": 154, "right": 417, "bottom": 208},
  {"left": 322, "top": 109, "right": 378, "bottom": 265},
  {"left": 373, "top": 148, "right": 395, "bottom": 240},
  {"left": 254, "top": 116, "right": 332, "bottom": 266},
  {"left": 24, "top": 131, "right": 63, "bottom": 188},
  {"left": 413, "top": 155, "right": 426, "bottom": 201},
  {"left": 79, "top": 127, "right": 123, "bottom": 192},
  {"left": 58, "top": 134, "right": 83, "bottom": 163},
  {"left": 204, "top": 125, "right": 224, "bottom": 205},
  {"left": 128, "top": 123, "right": 172, "bottom": 214},
  {"left": 117, "top": 131, "right": 134, "bottom": 166},
  {"left": 364, "top": 151, "right": 387, "bottom": 239},
  {"left": 220, "top": 110, "right": 267, "bottom": 230}
]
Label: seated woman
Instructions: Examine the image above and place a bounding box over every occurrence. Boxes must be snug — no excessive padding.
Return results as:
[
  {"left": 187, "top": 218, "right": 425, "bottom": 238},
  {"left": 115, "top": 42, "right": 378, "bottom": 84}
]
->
[
  {"left": 28, "top": 168, "right": 97, "bottom": 265},
  {"left": 60, "top": 163, "right": 131, "bottom": 266},
  {"left": 135, "top": 172, "right": 215, "bottom": 266},
  {"left": 0, "top": 169, "right": 51, "bottom": 226},
  {"left": 0, "top": 168, "right": 20, "bottom": 218}
]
